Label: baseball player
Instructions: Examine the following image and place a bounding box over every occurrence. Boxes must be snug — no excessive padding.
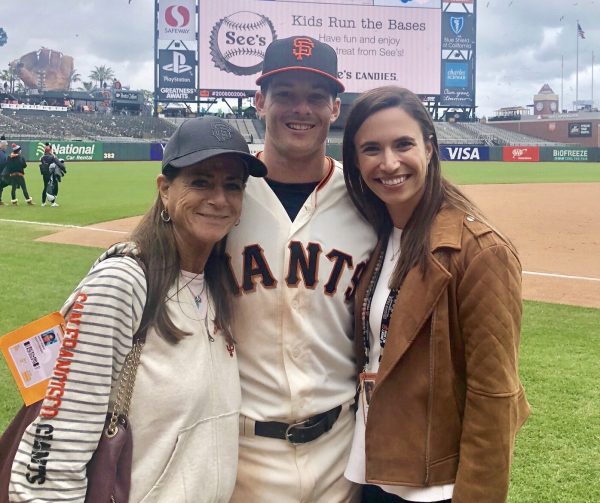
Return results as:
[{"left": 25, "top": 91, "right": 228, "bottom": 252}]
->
[{"left": 226, "top": 36, "right": 377, "bottom": 502}]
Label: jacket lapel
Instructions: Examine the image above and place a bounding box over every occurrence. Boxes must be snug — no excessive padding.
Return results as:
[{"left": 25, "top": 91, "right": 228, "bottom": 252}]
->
[
  {"left": 376, "top": 254, "right": 451, "bottom": 384},
  {"left": 376, "top": 207, "right": 466, "bottom": 384}
]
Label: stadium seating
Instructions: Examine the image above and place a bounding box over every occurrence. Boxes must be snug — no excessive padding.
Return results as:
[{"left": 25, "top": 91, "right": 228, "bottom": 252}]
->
[
  {"left": 0, "top": 111, "right": 176, "bottom": 141},
  {"left": 0, "top": 111, "right": 568, "bottom": 147}
]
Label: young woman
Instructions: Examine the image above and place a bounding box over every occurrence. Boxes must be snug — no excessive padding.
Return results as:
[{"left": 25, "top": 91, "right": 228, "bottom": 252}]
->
[
  {"left": 9, "top": 116, "right": 267, "bottom": 503},
  {"left": 342, "top": 87, "right": 530, "bottom": 503}
]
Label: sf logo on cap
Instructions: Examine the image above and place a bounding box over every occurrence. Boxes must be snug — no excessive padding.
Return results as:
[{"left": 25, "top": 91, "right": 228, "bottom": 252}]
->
[
  {"left": 212, "top": 123, "right": 233, "bottom": 142},
  {"left": 292, "top": 37, "right": 314, "bottom": 61}
]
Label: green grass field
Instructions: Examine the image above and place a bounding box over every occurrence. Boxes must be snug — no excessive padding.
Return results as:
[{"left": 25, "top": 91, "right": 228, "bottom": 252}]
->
[{"left": 1, "top": 160, "right": 599, "bottom": 502}]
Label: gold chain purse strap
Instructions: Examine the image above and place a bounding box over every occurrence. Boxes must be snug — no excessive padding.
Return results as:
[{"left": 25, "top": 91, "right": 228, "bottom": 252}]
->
[
  {"left": 98, "top": 245, "right": 149, "bottom": 438},
  {"left": 105, "top": 337, "right": 145, "bottom": 437}
]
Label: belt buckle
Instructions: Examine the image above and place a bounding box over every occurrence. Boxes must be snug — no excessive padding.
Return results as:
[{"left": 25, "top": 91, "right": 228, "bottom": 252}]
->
[{"left": 285, "top": 418, "right": 310, "bottom": 445}]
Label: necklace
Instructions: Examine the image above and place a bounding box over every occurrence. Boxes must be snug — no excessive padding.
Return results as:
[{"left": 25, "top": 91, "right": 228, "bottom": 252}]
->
[
  {"left": 182, "top": 272, "right": 207, "bottom": 312},
  {"left": 178, "top": 271, "right": 234, "bottom": 356},
  {"left": 389, "top": 228, "right": 403, "bottom": 262},
  {"left": 186, "top": 282, "right": 206, "bottom": 310}
]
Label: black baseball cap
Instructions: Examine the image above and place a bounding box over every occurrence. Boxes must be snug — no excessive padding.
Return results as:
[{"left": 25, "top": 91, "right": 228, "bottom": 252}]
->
[
  {"left": 162, "top": 116, "right": 267, "bottom": 177},
  {"left": 256, "top": 36, "right": 345, "bottom": 93}
]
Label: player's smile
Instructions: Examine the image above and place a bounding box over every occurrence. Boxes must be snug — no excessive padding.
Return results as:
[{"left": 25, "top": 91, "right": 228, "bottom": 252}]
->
[
  {"left": 255, "top": 71, "right": 340, "bottom": 162},
  {"left": 286, "top": 122, "right": 314, "bottom": 131}
]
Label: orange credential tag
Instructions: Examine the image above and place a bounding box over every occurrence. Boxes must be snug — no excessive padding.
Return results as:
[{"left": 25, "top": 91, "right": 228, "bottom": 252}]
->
[
  {"left": 0, "top": 312, "right": 65, "bottom": 405},
  {"left": 359, "top": 372, "right": 377, "bottom": 424}
]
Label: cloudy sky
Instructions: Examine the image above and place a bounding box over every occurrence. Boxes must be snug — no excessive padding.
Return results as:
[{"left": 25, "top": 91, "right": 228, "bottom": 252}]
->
[{"left": 0, "top": 0, "right": 598, "bottom": 117}]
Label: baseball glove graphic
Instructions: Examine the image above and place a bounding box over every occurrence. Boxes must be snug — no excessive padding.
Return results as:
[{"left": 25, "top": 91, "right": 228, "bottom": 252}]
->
[{"left": 10, "top": 48, "right": 74, "bottom": 91}]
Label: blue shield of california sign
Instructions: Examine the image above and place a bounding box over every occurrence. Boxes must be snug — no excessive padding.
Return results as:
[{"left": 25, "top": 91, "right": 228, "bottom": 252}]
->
[{"left": 450, "top": 16, "right": 464, "bottom": 35}]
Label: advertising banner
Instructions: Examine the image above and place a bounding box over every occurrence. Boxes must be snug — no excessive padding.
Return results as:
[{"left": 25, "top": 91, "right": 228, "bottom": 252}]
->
[
  {"left": 150, "top": 142, "right": 167, "bottom": 161},
  {"left": 439, "top": 7, "right": 475, "bottom": 108},
  {"left": 198, "top": 0, "right": 441, "bottom": 96},
  {"left": 440, "top": 60, "right": 474, "bottom": 106},
  {"left": 550, "top": 147, "right": 589, "bottom": 162},
  {"left": 502, "top": 146, "right": 540, "bottom": 162},
  {"left": 442, "top": 11, "right": 475, "bottom": 51},
  {"left": 113, "top": 91, "right": 141, "bottom": 102},
  {"left": 158, "top": 0, "right": 196, "bottom": 41},
  {"left": 1, "top": 103, "right": 68, "bottom": 112},
  {"left": 440, "top": 145, "right": 489, "bottom": 161},
  {"left": 33, "top": 141, "right": 103, "bottom": 161},
  {"left": 568, "top": 122, "right": 592, "bottom": 137},
  {"left": 157, "top": 49, "right": 197, "bottom": 101}
]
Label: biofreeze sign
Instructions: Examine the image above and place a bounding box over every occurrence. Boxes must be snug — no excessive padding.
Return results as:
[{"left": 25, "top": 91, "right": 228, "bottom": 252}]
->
[
  {"left": 199, "top": 0, "right": 441, "bottom": 96},
  {"left": 552, "top": 148, "right": 589, "bottom": 161}
]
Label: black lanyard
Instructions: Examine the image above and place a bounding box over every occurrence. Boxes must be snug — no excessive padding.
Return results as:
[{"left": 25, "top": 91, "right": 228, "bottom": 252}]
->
[{"left": 361, "top": 237, "right": 399, "bottom": 367}]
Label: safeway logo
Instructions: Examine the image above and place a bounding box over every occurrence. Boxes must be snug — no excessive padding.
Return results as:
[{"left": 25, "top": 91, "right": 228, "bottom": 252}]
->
[
  {"left": 159, "top": 0, "right": 195, "bottom": 41},
  {"left": 165, "top": 5, "right": 190, "bottom": 27}
]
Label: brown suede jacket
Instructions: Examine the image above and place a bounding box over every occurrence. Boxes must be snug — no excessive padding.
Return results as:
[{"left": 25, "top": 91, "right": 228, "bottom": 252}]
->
[{"left": 355, "top": 206, "right": 530, "bottom": 503}]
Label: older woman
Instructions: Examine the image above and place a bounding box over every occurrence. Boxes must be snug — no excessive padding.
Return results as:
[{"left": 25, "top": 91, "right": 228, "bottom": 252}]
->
[
  {"left": 342, "top": 87, "right": 530, "bottom": 503},
  {"left": 9, "top": 116, "right": 267, "bottom": 502}
]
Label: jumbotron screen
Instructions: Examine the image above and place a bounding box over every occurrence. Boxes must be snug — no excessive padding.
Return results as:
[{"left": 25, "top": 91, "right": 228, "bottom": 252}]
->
[{"left": 198, "top": 0, "right": 442, "bottom": 97}]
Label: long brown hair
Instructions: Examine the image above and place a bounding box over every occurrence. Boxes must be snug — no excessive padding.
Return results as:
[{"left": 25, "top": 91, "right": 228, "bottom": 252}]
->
[
  {"left": 343, "top": 86, "right": 510, "bottom": 288},
  {"left": 129, "top": 168, "right": 235, "bottom": 343}
]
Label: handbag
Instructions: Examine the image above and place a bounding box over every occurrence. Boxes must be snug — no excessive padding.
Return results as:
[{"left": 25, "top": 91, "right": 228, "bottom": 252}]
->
[
  {"left": 0, "top": 248, "right": 148, "bottom": 503},
  {"left": 0, "top": 334, "right": 145, "bottom": 503}
]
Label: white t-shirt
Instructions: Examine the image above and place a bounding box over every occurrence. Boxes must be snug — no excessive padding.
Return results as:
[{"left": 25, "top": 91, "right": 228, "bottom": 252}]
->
[{"left": 345, "top": 227, "right": 455, "bottom": 501}]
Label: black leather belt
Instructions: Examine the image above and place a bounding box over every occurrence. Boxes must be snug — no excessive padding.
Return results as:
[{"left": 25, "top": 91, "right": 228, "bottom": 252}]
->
[{"left": 254, "top": 405, "right": 342, "bottom": 444}]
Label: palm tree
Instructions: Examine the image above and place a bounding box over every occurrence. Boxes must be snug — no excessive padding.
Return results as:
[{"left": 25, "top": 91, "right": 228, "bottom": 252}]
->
[
  {"left": 88, "top": 65, "right": 115, "bottom": 90},
  {"left": 0, "top": 66, "right": 23, "bottom": 94},
  {"left": 79, "top": 81, "right": 95, "bottom": 92},
  {"left": 68, "top": 69, "right": 81, "bottom": 90}
]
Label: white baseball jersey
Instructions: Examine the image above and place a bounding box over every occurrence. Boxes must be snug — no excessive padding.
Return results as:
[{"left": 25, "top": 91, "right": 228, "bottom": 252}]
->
[{"left": 226, "top": 159, "right": 377, "bottom": 422}]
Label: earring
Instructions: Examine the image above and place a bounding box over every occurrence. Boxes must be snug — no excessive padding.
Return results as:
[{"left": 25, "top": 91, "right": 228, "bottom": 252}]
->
[{"left": 160, "top": 209, "right": 171, "bottom": 223}]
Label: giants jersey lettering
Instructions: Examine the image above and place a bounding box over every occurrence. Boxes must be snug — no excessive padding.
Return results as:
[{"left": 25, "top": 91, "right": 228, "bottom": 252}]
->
[{"left": 226, "top": 160, "right": 377, "bottom": 421}]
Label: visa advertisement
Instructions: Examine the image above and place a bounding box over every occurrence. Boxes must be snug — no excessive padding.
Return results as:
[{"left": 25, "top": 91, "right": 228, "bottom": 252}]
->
[{"left": 441, "top": 145, "right": 489, "bottom": 161}]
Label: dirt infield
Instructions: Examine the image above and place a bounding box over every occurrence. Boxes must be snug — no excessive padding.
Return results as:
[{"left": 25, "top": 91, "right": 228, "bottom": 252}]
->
[{"left": 37, "top": 183, "right": 600, "bottom": 309}]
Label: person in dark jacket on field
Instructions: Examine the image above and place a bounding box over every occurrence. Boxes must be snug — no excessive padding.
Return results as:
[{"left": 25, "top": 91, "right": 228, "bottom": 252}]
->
[
  {"left": 0, "top": 140, "right": 10, "bottom": 205},
  {"left": 7, "top": 143, "right": 34, "bottom": 205},
  {"left": 39, "top": 144, "right": 58, "bottom": 206}
]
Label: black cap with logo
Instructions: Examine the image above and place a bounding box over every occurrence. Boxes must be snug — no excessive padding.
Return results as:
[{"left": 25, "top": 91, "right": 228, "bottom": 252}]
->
[
  {"left": 256, "top": 36, "right": 345, "bottom": 93},
  {"left": 162, "top": 116, "right": 267, "bottom": 177}
]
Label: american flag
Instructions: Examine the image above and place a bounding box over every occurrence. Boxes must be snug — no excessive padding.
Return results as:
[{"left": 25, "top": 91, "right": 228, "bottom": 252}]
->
[{"left": 577, "top": 22, "right": 585, "bottom": 39}]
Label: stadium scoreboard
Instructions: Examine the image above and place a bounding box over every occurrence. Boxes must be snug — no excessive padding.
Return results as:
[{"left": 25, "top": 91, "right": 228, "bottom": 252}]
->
[{"left": 155, "top": 0, "right": 476, "bottom": 106}]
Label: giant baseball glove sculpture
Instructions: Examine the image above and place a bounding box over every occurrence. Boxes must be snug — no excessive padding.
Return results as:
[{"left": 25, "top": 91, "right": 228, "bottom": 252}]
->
[{"left": 10, "top": 47, "right": 74, "bottom": 91}]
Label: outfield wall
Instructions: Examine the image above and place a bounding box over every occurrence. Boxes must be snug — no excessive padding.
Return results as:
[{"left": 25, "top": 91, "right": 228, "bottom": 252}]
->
[{"left": 12, "top": 140, "right": 600, "bottom": 163}]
